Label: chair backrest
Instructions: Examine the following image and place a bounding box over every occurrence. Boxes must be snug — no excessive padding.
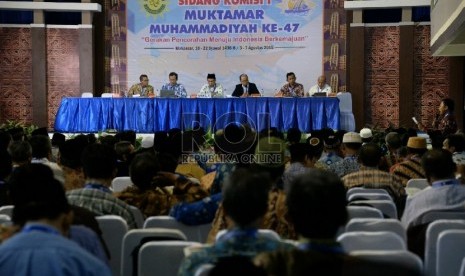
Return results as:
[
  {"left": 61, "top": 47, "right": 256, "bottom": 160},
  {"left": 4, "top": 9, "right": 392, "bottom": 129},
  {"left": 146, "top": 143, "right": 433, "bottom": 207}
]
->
[
  {"left": 459, "top": 256, "right": 465, "bottom": 276},
  {"left": 194, "top": 264, "right": 214, "bottom": 276},
  {"left": 0, "top": 205, "right": 14, "bottom": 217},
  {"left": 138, "top": 241, "right": 201, "bottom": 276},
  {"left": 337, "top": 231, "right": 406, "bottom": 252},
  {"left": 0, "top": 214, "right": 11, "bottom": 225},
  {"left": 128, "top": 205, "right": 144, "bottom": 229},
  {"left": 350, "top": 200, "right": 398, "bottom": 219},
  {"left": 121, "top": 228, "right": 187, "bottom": 276},
  {"left": 96, "top": 215, "right": 129, "bottom": 276},
  {"left": 215, "top": 229, "right": 281, "bottom": 242},
  {"left": 337, "top": 92, "right": 355, "bottom": 132},
  {"left": 406, "top": 178, "right": 429, "bottom": 190},
  {"left": 345, "top": 218, "right": 406, "bottom": 242},
  {"left": 81, "top": 92, "right": 93, "bottom": 98},
  {"left": 111, "top": 176, "right": 133, "bottom": 193},
  {"left": 424, "top": 219, "right": 465, "bottom": 276},
  {"left": 347, "top": 206, "right": 383, "bottom": 220},
  {"left": 350, "top": 250, "right": 423, "bottom": 275},
  {"left": 419, "top": 210, "right": 465, "bottom": 226},
  {"left": 101, "top": 93, "right": 113, "bottom": 98},
  {"left": 337, "top": 92, "right": 353, "bottom": 112},
  {"left": 436, "top": 229, "right": 465, "bottom": 276},
  {"left": 348, "top": 193, "right": 393, "bottom": 202},
  {"left": 346, "top": 187, "right": 390, "bottom": 199},
  {"left": 143, "top": 216, "right": 211, "bottom": 243}
]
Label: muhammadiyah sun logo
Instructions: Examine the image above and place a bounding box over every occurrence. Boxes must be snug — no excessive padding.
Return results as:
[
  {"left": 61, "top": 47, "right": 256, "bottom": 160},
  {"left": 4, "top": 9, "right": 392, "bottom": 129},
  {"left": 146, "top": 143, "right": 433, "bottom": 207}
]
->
[{"left": 141, "top": 0, "right": 168, "bottom": 18}]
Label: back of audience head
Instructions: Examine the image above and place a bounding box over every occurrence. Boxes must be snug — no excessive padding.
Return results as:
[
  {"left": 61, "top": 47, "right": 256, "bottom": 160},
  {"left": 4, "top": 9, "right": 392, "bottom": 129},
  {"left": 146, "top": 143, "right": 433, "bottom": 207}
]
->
[
  {"left": 406, "top": 137, "right": 427, "bottom": 156},
  {"left": 0, "top": 130, "right": 12, "bottom": 152},
  {"left": 28, "top": 135, "right": 52, "bottom": 159},
  {"left": 157, "top": 151, "right": 178, "bottom": 173},
  {"left": 59, "top": 138, "right": 87, "bottom": 170},
  {"left": 287, "top": 170, "right": 347, "bottom": 239},
  {"left": 359, "top": 127, "right": 373, "bottom": 143},
  {"left": 385, "top": 132, "right": 401, "bottom": 150},
  {"left": 214, "top": 124, "right": 256, "bottom": 159},
  {"left": 358, "top": 143, "right": 383, "bottom": 167},
  {"left": 222, "top": 168, "right": 271, "bottom": 228},
  {"left": 342, "top": 132, "right": 362, "bottom": 151},
  {"left": 307, "top": 136, "right": 324, "bottom": 159},
  {"left": 8, "top": 127, "right": 25, "bottom": 141},
  {"left": 51, "top": 132, "right": 66, "bottom": 148},
  {"left": 8, "top": 141, "right": 32, "bottom": 166},
  {"left": 116, "top": 130, "right": 136, "bottom": 146},
  {"left": 114, "top": 141, "right": 135, "bottom": 161},
  {"left": 323, "top": 134, "right": 340, "bottom": 151},
  {"left": 153, "top": 131, "right": 168, "bottom": 152},
  {"left": 251, "top": 136, "right": 286, "bottom": 183},
  {"left": 129, "top": 152, "right": 160, "bottom": 191},
  {"left": 286, "top": 128, "right": 301, "bottom": 144},
  {"left": 421, "top": 149, "right": 456, "bottom": 182},
  {"left": 81, "top": 143, "right": 117, "bottom": 180},
  {"left": 98, "top": 135, "right": 117, "bottom": 148},
  {"left": 289, "top": 143, "right": 313, "bottom": 164},
  {"left": 9, "top": 163, "right": 71, "bottom": 229}
]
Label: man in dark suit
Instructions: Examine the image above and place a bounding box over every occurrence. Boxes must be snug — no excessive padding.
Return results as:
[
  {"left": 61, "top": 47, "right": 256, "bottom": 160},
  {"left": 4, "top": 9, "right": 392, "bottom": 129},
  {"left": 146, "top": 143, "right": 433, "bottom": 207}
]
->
[{"left": 232, "top": 74, "right": 260, "bottom": 97}]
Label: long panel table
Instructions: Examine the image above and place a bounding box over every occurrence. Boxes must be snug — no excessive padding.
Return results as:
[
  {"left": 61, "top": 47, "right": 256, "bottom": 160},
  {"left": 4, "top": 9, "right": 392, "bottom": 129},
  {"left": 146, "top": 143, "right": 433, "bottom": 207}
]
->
[{"left": 54, "top": 97, "right": 340, "bottom": 133}]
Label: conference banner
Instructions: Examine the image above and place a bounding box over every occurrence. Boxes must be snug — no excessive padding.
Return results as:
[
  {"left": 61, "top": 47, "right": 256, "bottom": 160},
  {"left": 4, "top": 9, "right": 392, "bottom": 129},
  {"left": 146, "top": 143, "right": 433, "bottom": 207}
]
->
[{"left": 126, "top": 0, "right": 323, "bottom": 96}]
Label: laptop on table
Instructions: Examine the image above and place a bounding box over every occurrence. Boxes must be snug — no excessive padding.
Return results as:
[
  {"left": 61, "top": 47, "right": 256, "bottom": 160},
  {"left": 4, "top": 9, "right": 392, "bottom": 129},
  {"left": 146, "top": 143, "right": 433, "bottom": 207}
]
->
[{"left": 159, "top": 89, "right": 177, "bottom": 98}]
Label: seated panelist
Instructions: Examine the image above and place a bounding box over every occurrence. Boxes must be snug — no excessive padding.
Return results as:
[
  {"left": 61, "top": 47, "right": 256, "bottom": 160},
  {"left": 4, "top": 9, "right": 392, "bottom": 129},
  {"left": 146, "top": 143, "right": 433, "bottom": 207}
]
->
[
  {"left": 160, "top": 72, "right": 187, "bottom": 98},
  {"left": 127, "top": 74, "right": 155, "bottom": 97},
  {"left": 275, "top": 72, "right": 304, "bottom": 97},
  {"left": 232, "top": 74, "right": 260, "bottom": 97},
  {"left": 198, "top": 73, "right": 224, "bottom": 98},
  {"left": 308, "top": 75, "right": 336, "bottom": 97}
]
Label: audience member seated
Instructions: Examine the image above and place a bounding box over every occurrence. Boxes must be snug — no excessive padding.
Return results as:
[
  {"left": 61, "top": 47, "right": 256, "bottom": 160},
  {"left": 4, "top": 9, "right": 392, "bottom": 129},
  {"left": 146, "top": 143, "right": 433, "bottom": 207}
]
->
[
  {"left": 275, "top": 72, "right": 304, "bottom": 97},
  {"left": 390, "top": 137, "right": 427, "bottom": 186},
  {"left": 114, "top": 141, "right": 135, "bottom": 177},
  {"left": 0, "top": 164, "right": 111, "bottom": 275},
  {"left": 254, "top": 170, "right": 420, "bottom": 276},
  {"left": 329, "top": 132, "right": 362, "bottom": 178},
  {"left": 207, "top": 136, "right": 296, "bottom": 243},
  {"left": 342, "top": 143, "right": 406, "bottom": 214},
  {"left": 282, "top": 143, "right": 318, "bottom": 192},
  {"left": 66, "top": 144, "right": 137, "bottom": 229},
  {"left": 50, "top": 132, "right": 65, "bottom": 162},
  {"left": 318, "top": 133, "right": 342, "bottom": 166},
  {"left": 442, "top": 133, "right": 465, "bottom": 182},
  {"left": 58, "top": 138, "right": 88, "bottom": 191},
  {"left": 28, "top": 135, "right": 64, "bottom": 184},
  {"left": 359, "top": 127, "right": 373, "bottom": 145},
  {"left": 116, "top": 152, "right": 208, "bottom": 218},
  {"left": 403, "top": 149, "right": 465, "bottom": 259},
  {"left": 7, "top": 141, "right": 31, "bottom": 170},
  {"left": 178, "top": 168, "right": 294, "bottom": 276},
  {"left": 379, "top": 131, "right": 402, "bottom": 171}
]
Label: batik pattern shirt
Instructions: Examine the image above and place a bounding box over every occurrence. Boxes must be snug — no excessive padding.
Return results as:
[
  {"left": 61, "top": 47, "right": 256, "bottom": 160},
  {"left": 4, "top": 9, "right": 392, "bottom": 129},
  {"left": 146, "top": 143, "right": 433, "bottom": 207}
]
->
[{"left": 161, "top": 83, "right": 187, "bottom": 98}]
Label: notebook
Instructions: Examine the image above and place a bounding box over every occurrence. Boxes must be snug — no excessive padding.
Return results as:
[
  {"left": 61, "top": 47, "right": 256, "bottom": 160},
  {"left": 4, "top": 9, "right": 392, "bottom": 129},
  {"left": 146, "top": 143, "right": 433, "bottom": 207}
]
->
[
  {"left": 159, "top": 89, "right": 177, "bottom": 98},
  {"left": 312, "top": 92, "right": 327, "bottom": 97}
]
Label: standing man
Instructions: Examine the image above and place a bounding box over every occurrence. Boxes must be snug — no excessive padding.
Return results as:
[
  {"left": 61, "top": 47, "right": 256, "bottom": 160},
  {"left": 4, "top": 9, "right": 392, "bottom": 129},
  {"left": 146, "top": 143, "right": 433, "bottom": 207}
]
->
[
  {"left": 275, "top": 72, "right": 304, "bottom": 97},
  {"left": 232, "top": 74, "right": 260, "bottom": 97},
  {"left": 308, "top": 75, "right": 335, "bottom": 97},
  {"left": 160, "top": 72, "right": 187, "bottom": 98},
  {"left": 198, "top": 73, "right": 224, "bottom": 98},
  {"left": 128, "top": 74, "right": 155, "bottom": 97}
]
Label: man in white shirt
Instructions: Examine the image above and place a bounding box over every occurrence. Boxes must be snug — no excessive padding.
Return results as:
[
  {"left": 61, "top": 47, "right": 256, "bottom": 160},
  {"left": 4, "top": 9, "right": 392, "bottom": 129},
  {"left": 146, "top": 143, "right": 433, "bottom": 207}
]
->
[
  {"left": 198, "top": 73, "right": 224, "bottom": 98},
  {"left": 307, "top": 75, "right": 335, "bottom": 97}
]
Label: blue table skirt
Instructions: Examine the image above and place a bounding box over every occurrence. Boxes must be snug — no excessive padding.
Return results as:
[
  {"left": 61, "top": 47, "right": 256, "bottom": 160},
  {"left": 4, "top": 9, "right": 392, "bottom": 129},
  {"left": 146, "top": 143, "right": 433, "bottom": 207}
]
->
[{"left": 54, "top": 97, "right": 340, "bottom": 133}]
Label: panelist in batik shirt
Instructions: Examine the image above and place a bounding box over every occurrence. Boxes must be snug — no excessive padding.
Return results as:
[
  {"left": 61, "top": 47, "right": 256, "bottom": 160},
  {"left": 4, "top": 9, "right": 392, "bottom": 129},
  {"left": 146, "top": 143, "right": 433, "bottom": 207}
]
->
[
  {"left": 198, "top": 73, "right": 224, "bottom": 98},
  {"left": 275, "top": 72, "right": 304, "bottom": 97},
  {"left": 160, "top": 72, "right": 187, "bottom": 98}
]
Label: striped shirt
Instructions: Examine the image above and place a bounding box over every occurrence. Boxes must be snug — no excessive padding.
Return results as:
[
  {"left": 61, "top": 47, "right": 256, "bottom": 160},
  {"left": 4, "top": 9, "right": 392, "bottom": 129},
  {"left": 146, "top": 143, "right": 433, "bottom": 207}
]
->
[
  {"left": 390, "top": 155, "right": 425, "bottom": 186},
  {"left": 342, "top": 167, "right": 406, "bottom": 201},
  {"left": 67, "top": 188, "right": 137, "bottom": 229}
]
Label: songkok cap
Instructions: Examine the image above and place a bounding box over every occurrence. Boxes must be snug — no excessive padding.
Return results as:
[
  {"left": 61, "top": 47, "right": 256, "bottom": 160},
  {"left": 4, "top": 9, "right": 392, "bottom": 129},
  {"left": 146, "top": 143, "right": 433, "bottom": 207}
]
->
[
  {"left": 207, "top": 73, "right": 216, "bottom": 79},
  {"left": 141, "top": 136, "right": 154, "bottom": 149},
  {"left": 407, "top": 137, "right": 426, "bottom": 149},
  {"left": 254, "top": 137, "right": 286, "bottom": 168},
  {"left": 342, "top": 132, "right": 362, "bottom": 144},
  {"left": 360, "top": 128, "right": 373, "bottom": 139},
  {"left": 323, "top": 135, "right": 340, "bottom": 149}
]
